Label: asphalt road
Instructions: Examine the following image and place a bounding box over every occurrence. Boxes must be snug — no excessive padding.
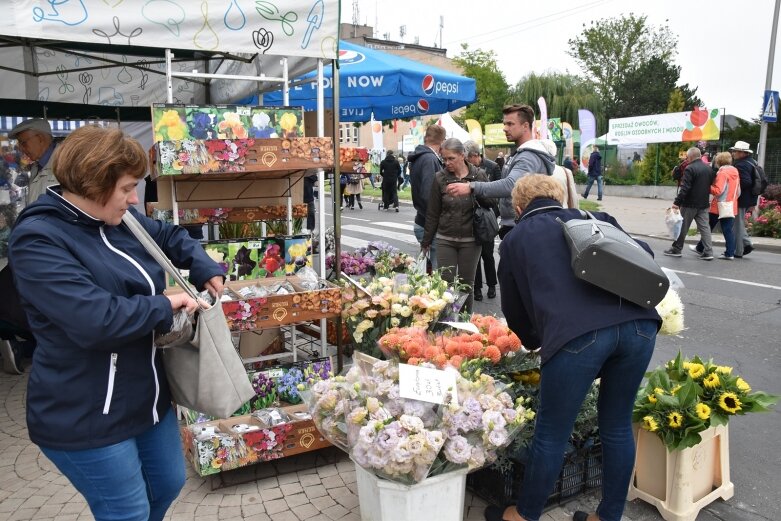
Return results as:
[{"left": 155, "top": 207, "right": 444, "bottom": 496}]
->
[{"left": 323, "top": 197, "right": 781, "bottom": 521}]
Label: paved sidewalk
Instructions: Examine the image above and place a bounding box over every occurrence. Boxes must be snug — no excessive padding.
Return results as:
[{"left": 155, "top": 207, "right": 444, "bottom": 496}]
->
[{"left": 1, "top": 370, "right": 588, "bottom": 521}]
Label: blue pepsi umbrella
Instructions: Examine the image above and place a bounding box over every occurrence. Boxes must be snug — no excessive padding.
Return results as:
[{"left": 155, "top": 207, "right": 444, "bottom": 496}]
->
[{"left": 262, "top": 41, "right": 476, "bottom": 122}]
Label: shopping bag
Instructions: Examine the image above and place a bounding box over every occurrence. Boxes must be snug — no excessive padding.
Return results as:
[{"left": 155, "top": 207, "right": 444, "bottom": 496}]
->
[
  {"left": 665, "top": 207, "right": 683, "bottom": 239},
  {"left": 412, "top": 252, "right": 428, "bottom": 275},
  {"left": 122, "top": 213, "right": 255, "bottom": 418}
]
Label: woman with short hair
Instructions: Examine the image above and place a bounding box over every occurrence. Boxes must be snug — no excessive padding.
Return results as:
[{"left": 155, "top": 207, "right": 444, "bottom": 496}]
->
[
  {"left": 9, "top": 125, "right": 224, "bottom": 521},
  {"left": 486, "top": 175, "right": 661, "bottom": 521},
  {"left": 421, "top": 138, "right": 491, "bottom": 312}
]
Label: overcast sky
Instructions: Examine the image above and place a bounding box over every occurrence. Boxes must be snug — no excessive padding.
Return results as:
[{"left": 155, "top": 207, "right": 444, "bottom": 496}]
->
[{"left": 343, "top": 0, "right": 780, "bottom": 121}]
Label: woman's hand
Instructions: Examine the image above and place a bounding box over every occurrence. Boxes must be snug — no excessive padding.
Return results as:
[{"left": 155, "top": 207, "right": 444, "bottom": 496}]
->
[
  {"left": 166, "top": 293, "right": 199, "bottom": 314},
  {"left": 204, "top": 276, "right": 224, "bottom": 299}
]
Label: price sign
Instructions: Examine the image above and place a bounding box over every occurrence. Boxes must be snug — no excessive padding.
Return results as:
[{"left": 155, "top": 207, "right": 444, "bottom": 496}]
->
[{"left": 398, "top": 363, "right": 458, "bottom": 406}]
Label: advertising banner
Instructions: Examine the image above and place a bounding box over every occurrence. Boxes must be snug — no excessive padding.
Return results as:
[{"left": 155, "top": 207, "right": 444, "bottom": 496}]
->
[
  {"left": 484, "top": 124, "right": 513, "bottom": 146},
  {"left": 578, "top": 110, "right": 596, "bottom": 173},
  {"left": 607, "top": 108, "right": 722, "bottom": 145}
]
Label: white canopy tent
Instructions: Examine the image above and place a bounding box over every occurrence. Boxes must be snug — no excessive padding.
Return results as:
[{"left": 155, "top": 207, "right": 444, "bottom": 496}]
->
[{"left": 0, "top": 0, "right": 340, "bottom": 120}]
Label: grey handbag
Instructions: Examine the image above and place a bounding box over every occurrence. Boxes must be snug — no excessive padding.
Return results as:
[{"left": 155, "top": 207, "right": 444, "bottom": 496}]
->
[
  {"left": 122, "top": 213, "right": 255, "bottom": 418},
  {"left": 556, "top": 211, "right": 669, "bottom": 309}
]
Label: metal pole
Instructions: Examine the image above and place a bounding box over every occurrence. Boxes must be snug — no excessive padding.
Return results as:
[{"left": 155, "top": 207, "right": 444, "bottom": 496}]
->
[
  {"left": 759, "top": 0, "right": 781, "bottom": 168},
  {"left": 333, "top": 57, "right": 344, "bottom": 373},
  {"left": 316, "top": 59, "right": 327, "bottom": 357}
]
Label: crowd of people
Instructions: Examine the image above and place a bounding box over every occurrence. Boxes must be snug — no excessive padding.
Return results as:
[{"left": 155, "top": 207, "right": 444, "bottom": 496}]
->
[{"left": 0, "top": 103, "right": 769, "bottom": 521}]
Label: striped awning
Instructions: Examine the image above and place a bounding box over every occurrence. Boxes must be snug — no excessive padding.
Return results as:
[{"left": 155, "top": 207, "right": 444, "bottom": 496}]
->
[{"left": 0, "top": 116, "right": 98, "bottom": 137}]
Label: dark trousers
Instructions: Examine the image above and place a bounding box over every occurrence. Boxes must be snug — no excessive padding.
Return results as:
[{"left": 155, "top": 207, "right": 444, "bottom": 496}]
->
[
  {"left": 474, "top": 241, "right": 497, "bottom": 291},
  {"left": 382, "top": 181, "right": 398, "bottom": 209},
  {"left": 304, "top": 176, "right": 316, "bottom": 230}
]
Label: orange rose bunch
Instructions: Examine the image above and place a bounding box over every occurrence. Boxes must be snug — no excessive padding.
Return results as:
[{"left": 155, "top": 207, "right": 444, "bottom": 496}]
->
[{"left": 378, "top": 314, "right": 522, "bottom": 369}]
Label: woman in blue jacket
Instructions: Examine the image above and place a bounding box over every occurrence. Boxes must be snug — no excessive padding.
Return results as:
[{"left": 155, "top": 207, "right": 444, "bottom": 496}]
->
[
  {"left": 486, "top": 175, "right": 660, "bottom": 521},
  {"left": 9, "top": 126, "right": 224, "bottom": 521}
]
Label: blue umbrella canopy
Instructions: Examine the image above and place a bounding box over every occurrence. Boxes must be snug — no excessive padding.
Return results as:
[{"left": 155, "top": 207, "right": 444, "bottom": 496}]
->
[{"left": 262, "top": 41, "right": 476, "bottom": 122}]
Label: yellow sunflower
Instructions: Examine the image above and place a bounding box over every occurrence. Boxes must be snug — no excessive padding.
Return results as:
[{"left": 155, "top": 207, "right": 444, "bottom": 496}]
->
[
  {"left": 688, "top": 363, "right": 706, "bottom": 379},
  {"left": 718, "top": 392, "right": 742, "bottom": 414},
  {"left": 736, "top": 377, "right": 752, "bottom": 393},
  {"left": 643, "top": 416, "right": 659, "bottom": 432},
  {"left": 668, "top": 411, "right": 684, "bottom": 428},
  {"left": 695, "top": 403, "right": 711, "bottom": 420},
  {"left": 648, "top": 393, "right": 657, "bottom": 403},
  {"left": 716, "top": 366, "right": 733, "bottom": 375},
  {"left": 703, "top": 373, "right": 720, "bottom": 389}
]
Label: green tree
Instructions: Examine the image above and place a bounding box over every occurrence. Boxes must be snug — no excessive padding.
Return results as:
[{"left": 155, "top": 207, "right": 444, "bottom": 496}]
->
[
  {"left": 567, "top": 13, "right": 678, "bottom": 122},
  {"left": 612, "top": 57, "right": 701, "bottom": 119},
  {"left": 507, "top": 72, "right": 604, "bottom": 129},
  {"left": 452, "top": 44, "right": 510, "bottom": 128}
]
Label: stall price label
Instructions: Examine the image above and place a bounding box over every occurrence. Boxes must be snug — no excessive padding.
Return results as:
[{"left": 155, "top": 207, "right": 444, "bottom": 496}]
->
[{"left": 398, "top": 363, "right": 458, "bottom": 406}]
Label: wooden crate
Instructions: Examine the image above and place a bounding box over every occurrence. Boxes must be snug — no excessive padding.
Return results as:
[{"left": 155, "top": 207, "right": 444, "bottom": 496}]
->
[
  {"left": 149, "top": 204, "right": 308, "bottom": 224},
  {"left": 153, "top": 137, "right": 334, "bottom": 179},
  {"left": 181, "top": 406, "right": 332, "bottom": 477},
  {"left": 221, "top": 277, "right": 341, "bottom": 331}
]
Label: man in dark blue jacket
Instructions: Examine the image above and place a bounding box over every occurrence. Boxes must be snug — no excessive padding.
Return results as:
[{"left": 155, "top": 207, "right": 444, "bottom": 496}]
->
[
  {"left": 730, "top": 141, "right": 756, "bottom": 257},
  {"left": 409, "top": 125, "right": 446, "bottom": 268},
  {"left": 582, "top": 145, "right": 603, "bottom": 200},
  {"left": 664, "top": 147, "right": 714, "bottom": 259}
]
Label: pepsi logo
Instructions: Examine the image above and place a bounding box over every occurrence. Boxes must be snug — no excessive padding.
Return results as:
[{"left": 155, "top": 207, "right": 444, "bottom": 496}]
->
[
  {"left": 338, "top": 49, "right": 365, "bottom": 65},
  {"left": 421, "top": 74, "right": 435, "bottom": 96},
  {"left": 416, "top": 99, "right": 429, "bottom": 114}
]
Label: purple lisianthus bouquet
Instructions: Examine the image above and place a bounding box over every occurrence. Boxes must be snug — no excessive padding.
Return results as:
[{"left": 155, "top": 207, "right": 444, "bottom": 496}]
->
[
  {"left": 301, "top": 356, "right": 533, "bottom": 485},
  {"left": 326, "top": 251, "right": 374, "bottom": 276}
]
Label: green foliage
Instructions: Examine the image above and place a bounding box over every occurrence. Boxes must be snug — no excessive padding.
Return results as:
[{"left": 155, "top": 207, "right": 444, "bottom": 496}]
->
[
  {"left": 452, "top": 45, "right": 510, "bottom": 128},
  {"left": 507, "top": 72, "right": 603, "bottom": 129},
  {"left": 633, "top": 351, "right": 779, "bottom": 451},
  {"left": 611, "top": 57, "right": 701, "bottom": 119},
  {"left": 568, "top": 14, "right": 677, "bottom": 107}
]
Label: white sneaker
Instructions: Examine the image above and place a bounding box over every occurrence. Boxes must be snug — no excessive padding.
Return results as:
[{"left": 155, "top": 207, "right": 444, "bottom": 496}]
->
[{"left": 688, "top": 245, "right": 701, "bottom": 253}]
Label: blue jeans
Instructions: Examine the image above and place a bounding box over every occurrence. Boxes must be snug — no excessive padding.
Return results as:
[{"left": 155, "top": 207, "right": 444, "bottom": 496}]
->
[
  {"left": 413, "top": 223, "right": 437, "bottom": 269},
  {"left": 516, "top": 320, "right": 657, "bottom": 521},
  {"left": 583, "top": 176, "right": 603, "bottom": 199},
  {"left": 41, "top": 407, "right": 185, "bottom": 521},
  {"left": 695, "top": 213, "right": 735, "bottom": 257}
]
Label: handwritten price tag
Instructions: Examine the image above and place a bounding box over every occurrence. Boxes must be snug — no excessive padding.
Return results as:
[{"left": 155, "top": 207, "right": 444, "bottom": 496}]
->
[{"left": 398, "top": 363, "right": 458, "bottom": 406}]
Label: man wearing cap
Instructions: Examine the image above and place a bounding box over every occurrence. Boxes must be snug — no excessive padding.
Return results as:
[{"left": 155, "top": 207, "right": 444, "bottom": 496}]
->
[
  {"left": 730, "top": 141, "right": 756, "bottom": 257},
  {"left": 9, "top": 119, "right": 57, "bottom": 205}
]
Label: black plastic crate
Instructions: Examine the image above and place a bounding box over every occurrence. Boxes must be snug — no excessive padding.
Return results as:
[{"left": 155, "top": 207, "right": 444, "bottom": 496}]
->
[{"left": 467, "top": 441, "right": 602, "bottom": 508}]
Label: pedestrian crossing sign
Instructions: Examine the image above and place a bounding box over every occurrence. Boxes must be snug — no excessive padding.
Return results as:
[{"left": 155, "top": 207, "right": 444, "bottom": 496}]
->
[{"left": 762, "top": 90, "right": 779, "bottom": 122}]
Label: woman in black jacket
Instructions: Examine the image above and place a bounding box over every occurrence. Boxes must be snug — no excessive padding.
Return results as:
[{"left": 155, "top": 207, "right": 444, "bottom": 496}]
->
[
  {"left": 486, "top": 175, "right": 661, "bottom": 521},
  {"left": 421, "top": 138, "right": 491, "bottom": 312},
  {"left": 379, "top": 150, "right": 401, "bottom": 211}
]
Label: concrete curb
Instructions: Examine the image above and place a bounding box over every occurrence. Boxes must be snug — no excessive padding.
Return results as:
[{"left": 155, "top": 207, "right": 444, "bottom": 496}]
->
[{"left": 631, "top": 232, "right": 781, "bottom": 254}]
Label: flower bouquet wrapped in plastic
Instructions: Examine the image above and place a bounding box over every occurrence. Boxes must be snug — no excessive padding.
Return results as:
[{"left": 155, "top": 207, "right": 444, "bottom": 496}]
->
[
  {"left": 302, "top": 356, "right": 534, "bottom": 485},
  {"left": 433, "top": 372, "right": 533, "bottom": 475}
]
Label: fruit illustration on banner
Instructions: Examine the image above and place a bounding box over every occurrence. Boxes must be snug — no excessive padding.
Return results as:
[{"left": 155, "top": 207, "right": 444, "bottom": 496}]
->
[
  {"left": 702, "top": 109, "right": 720, "bottom": 140},
  {"left": 682, "top": 107, "right": 719, "bottom": 142}
]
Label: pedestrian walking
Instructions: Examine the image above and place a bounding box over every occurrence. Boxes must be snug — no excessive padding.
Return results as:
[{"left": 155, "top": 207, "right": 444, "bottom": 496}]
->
[
  {"left": 730, "top": 141, "right": 757, "bottom": 257},
  {"left": 691, "top": 152, "right": 740, "bottom": 259},
  {"left": 380, "top": 150, "right": 401, "bottom": 212},
  {"left": 664, "top": 147, "right": 715, "bottom": 260},
  {"left": 582, "top": 145, "right": 603, "bottom": 200}
]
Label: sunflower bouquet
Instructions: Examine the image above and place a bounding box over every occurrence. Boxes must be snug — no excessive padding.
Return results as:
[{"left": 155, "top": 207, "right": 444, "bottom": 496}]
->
[{"left": 633, "top": 352, "right": 779, "bottom": 450}]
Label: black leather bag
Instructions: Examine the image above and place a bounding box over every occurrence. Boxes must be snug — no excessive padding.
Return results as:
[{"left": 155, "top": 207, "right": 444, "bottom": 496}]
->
[
  {"left": 557, "top": 211, "right": 668, "bottom": 309},
  {"left": 473, "top": 198, "right": 499, "bottom": 243}
]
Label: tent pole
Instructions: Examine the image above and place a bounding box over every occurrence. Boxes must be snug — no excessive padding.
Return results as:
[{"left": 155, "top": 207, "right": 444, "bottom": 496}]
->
[
  {"left": 333, "top": 56, "right": 344, "bottom": 373},
  {"left": 316, "top": 58, "right": 327, "bottom": 357},
  {"left": 164, "top": 48, "right": 179, "bottom": 226}
]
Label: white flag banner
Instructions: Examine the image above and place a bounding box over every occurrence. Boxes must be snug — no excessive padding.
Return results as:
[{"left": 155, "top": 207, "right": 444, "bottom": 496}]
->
[
  {"left": 371, "top": 113, "right": 384, "bottom": 150},
  {"left": 607, "top": 108, "right": 723, "bottom": 145}
]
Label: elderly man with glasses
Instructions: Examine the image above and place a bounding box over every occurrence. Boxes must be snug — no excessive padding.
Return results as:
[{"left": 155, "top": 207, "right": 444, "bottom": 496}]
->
[{"left": 9, "top": 119, "right": 57, "bottom": 205}]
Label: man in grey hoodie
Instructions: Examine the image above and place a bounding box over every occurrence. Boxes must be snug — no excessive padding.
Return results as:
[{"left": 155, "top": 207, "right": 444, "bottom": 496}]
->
[
  {"left": 446, "top": 104, "right": 554, "bottom": 238},
  {"left": 409, "top": 124, "right": 446, "bottom": 268}
]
